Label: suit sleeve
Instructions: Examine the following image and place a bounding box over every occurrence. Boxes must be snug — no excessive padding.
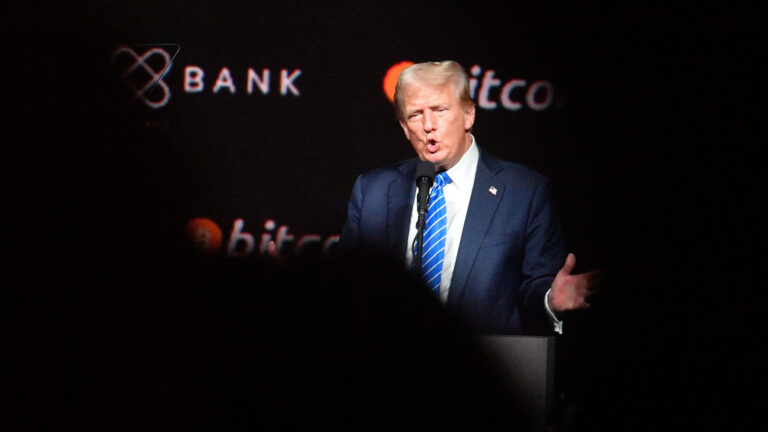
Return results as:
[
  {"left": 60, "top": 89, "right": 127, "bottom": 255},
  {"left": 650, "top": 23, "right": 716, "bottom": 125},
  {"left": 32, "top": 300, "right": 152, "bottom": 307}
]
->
[
  {"left": 339, "top": 175, "right": 364, "bottom": 251},
  {"left": 518, "top": 178, "right": 566, "bottom": 335}
]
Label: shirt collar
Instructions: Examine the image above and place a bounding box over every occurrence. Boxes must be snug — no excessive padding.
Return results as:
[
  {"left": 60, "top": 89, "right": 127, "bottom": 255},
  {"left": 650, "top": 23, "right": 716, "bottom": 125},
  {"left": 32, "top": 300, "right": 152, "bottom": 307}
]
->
[{"left": 445, "top": 135, "right": 479, "bottom": 191}]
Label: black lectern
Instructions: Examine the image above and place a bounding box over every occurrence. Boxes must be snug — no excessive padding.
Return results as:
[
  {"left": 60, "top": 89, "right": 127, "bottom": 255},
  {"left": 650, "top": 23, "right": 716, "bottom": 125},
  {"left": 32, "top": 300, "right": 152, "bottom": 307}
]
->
[{"left": 479, "top": 336, "right": 555, "bottom": 430}]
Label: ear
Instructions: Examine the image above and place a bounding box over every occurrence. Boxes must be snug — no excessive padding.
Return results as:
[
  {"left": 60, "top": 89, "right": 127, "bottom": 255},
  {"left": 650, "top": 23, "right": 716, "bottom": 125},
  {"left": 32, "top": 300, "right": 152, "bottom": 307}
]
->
[
  {"left": 399, "top": 120, "right": 411, "bottom": 140},
  {"left": 463, "top": 104, "right": 476, "bottom": 131}
]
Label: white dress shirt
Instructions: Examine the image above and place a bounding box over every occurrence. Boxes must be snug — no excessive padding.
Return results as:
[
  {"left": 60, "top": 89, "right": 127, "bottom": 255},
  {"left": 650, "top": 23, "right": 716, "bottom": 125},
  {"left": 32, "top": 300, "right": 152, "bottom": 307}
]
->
[{"left": 405, "top": 138, "right": 479, "bottom": 303}]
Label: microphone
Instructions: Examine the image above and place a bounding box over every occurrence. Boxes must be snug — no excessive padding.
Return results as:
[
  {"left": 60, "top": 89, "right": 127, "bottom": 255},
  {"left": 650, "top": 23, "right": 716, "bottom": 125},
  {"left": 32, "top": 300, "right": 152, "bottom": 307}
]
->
[
  {"left": 415, "top": 161, "right": 435, "bottom": 228},
  {"left": 413, "top": 161, "right": 434, "bottom": 270}
]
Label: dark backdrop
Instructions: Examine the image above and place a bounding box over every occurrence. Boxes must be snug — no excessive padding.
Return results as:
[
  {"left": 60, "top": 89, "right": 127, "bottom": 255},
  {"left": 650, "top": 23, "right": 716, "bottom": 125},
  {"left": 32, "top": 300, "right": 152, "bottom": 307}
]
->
[{"left": 6, "top": 2, "right": 762, "bottom": 430}]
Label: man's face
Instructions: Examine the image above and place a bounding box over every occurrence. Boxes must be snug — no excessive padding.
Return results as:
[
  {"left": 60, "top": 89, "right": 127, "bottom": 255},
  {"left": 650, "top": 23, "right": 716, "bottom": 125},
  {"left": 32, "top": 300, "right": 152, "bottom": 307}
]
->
[{"left": 399, "top": 81, "right": 475, "bottom": 171}]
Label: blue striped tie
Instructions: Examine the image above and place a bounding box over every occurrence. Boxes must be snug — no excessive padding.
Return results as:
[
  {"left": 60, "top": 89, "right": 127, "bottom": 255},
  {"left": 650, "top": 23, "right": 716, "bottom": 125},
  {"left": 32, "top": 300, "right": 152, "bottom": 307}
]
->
[{"left": 421, "top": 172, "right": 450, "bottom": 294}]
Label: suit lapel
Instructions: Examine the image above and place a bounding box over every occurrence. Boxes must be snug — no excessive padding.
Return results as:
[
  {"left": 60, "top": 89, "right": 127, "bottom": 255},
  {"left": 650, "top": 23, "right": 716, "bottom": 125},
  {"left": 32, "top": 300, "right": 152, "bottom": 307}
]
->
[
  {"left": 447, "top": 151, "right": 504, "bottom": 308},
  {"left": 386, "top": 161, "right": 417, "bottom": 257}
]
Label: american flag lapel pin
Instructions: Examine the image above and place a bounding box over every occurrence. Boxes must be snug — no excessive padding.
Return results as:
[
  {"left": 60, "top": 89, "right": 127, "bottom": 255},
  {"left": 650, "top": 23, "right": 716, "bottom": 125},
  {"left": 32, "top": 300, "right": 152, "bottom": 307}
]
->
[{"left": 488, "top": 185, "right": 498, "bottom": 196}]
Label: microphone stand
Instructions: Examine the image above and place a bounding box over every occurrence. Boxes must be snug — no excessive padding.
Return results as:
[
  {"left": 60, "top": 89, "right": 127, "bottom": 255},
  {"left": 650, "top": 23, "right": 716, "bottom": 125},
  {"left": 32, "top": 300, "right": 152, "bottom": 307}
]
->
[
  {"left": 413, "top": 160, "right": 434, "bottom": 273},
  {"left": 414, "top": 196, "right": 429, "bottom": 271}
]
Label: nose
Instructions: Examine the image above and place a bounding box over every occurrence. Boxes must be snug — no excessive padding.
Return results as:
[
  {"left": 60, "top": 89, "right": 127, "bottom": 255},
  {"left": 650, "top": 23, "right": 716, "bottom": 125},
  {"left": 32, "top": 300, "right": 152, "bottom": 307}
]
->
[{"left": 422, "top": 110, "right": 436, "bottom": 133}]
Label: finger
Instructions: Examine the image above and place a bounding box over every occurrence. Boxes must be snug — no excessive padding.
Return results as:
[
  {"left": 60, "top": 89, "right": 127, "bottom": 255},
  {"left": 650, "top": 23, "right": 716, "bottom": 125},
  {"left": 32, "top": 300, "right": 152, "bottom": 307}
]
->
[
  {"left": 582, "top": 269, "right": 605, "bottom": 280},
  {"left": 585, "top": 290, "right": 601, "bottom": 302},
  {"left": 583, "top": 271, "right": 606, "bottom": 290},
  {"left": 589, "top": 272, "right": 609, "bottom": 289},
  {"left": 585, "top": 277, "right": 606, "bottom": 299},
  {"left": 586, "top": 284, "right": 603, "bottom": 296},
  {"left": 559, "top": 253, "right": 576, "bottom": 276}
]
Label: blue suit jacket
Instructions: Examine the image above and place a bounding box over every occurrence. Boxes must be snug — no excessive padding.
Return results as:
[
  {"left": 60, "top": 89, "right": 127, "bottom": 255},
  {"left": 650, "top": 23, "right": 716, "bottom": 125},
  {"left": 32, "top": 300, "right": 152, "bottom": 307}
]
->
[{"left": 341, "top": 148, "right": 566, "bottom": 335}]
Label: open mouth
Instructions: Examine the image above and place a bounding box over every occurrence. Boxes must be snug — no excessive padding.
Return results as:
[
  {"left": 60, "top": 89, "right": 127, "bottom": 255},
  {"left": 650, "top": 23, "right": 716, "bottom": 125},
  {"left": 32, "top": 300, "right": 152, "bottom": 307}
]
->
[{"left": 426, "top": 138, "right": 439, "bottom": 152}]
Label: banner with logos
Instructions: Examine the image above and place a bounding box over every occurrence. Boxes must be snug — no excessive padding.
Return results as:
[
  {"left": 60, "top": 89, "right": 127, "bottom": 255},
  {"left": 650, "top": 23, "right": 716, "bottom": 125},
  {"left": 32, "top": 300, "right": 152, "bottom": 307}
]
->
[{"left": 83, "top": 3, "right": 585, "bottom": 261}]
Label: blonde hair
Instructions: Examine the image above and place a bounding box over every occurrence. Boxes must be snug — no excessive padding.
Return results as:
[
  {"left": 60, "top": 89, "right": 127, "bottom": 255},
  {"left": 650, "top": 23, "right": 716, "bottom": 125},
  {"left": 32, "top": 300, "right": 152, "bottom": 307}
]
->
[{"left": 393, "top": 61, "right": 474, "bottom": 121}]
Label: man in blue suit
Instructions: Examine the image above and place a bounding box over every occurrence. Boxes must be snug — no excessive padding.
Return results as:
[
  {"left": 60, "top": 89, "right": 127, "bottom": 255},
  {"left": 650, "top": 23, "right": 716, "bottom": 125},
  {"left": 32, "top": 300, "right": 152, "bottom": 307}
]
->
[{"left": 341, "top": 61, "right": 598, "bottom": 335}]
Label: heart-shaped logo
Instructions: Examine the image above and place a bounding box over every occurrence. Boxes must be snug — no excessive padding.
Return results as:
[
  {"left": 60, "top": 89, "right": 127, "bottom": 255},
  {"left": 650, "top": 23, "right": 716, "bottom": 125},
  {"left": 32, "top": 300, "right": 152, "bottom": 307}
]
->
[{"left": 112, "top": 47, "right": 172, "bottom": 109}]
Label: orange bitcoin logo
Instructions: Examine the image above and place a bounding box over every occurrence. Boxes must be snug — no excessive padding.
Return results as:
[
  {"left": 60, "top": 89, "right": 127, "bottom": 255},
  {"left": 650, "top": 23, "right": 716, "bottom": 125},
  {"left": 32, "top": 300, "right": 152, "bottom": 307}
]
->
[
  {"left": 187, "top": 218, "right": 223, "bottom": 254},
  {"left": 382, "top": 61, "right": 414, "bottom": 102}
]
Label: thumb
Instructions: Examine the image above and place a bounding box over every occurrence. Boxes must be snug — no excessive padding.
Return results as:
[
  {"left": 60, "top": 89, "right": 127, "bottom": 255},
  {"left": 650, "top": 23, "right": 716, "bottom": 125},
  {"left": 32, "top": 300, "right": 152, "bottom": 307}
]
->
[{"left": 559, "top": 253, "right": 576, "bottom": 276}]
